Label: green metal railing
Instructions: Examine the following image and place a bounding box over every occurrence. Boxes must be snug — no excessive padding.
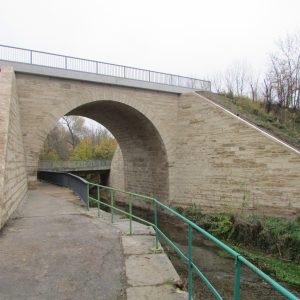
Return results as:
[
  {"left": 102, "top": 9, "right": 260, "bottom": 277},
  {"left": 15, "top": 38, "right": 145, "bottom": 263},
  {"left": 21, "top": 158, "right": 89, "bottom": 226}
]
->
[{"left": 86, "top": 182, "right": 299, "bottom": 300}]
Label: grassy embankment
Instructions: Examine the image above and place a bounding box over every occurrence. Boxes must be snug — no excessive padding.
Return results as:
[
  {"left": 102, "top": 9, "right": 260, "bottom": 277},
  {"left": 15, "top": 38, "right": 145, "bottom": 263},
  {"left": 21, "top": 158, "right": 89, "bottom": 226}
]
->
[
  {"left": 176, "top": 206, "right": 300, "bottom": 286},
  {"left": 199, "top": 91, "right": 300, "bottom": 150}
]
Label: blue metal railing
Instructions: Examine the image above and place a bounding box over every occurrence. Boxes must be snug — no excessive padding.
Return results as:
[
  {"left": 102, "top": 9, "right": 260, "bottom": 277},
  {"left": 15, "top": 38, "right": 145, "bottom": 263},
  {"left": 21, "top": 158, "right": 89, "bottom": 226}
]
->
[
  {"left": 37, "top": 171, "right": 89, "bottom": 204},
  {"left": 0, "top": 44, "right": 211, "bottom": 91}
]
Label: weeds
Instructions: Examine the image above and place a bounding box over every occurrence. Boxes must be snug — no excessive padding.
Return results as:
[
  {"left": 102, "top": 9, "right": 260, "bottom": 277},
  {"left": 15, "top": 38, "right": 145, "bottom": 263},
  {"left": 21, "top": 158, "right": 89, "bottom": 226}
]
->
[{"left": 177, "top": 205, "right": 300, "bottom": 285}]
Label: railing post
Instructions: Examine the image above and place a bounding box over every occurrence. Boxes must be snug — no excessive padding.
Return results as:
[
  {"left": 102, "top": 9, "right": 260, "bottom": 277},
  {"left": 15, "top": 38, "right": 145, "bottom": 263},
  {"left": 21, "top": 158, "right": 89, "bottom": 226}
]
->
[
  {"left": 87, "top": 183, "right": 90, "bottom": 211},
  {"left": 110, "top": 190, "right": 114, "bottom": 223},
  {"left": 97, "top": 186, "right": 101, "bottom": 217},
  {"left": 65, "top": 56, "right": 67, "bottom": 69},
  {"left": 234, "top": 256, "right": 241, "bottom": 300},
  {"left": 188, "top": 224, "right": 193, "bottom": 300},
  {"left": 154, "top": 201, "right": 159, "bottom": 250},
  {"left": 129, "top": 196, "right": 133, "bottom": 235},
  {"left": 30, "top": 50, "right": 33, "bottom": 64}
]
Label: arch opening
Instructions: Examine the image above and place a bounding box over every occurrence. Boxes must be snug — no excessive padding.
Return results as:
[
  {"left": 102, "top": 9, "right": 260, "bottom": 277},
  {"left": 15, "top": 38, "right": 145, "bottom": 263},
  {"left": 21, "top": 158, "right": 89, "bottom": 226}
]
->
[{"left": 39, "top": 100, "right": 169, "bottom": 203}]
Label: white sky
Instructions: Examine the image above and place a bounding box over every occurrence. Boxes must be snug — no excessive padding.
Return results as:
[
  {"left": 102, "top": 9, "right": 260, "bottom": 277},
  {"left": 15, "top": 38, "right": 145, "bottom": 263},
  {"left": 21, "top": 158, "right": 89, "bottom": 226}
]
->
[{"left": 1, "top": 0, "right": 300, "bottom": 81}]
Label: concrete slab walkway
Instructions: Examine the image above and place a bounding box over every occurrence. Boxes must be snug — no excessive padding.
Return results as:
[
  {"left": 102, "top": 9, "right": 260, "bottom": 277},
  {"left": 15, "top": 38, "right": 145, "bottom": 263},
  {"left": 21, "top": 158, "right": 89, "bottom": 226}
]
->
[
  {"left": 86, "top": 208, "right": 188, "bottom": 300},
  {"left": 0, "top": 182, "right": 187, "bottom": 300},
  {"left": 0, "top": 182, "right": 125, "bottom": 300}
]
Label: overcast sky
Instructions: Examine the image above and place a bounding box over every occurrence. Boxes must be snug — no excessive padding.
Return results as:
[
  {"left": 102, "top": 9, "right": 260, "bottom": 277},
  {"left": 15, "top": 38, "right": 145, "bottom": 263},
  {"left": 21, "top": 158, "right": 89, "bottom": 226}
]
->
[{"left": 2, "top": 0, "right": 300, "bottom": 81}]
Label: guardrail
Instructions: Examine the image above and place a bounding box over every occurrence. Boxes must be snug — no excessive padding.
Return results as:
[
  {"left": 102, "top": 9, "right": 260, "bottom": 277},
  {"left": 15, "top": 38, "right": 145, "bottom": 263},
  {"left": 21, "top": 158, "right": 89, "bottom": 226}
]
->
[
  {"left": 0, "top": 44, "right": 211, "bottom": 91},
  {"left": 38, "top": 159, "right": 111, "bottom": 172},
  {"left": 38, "top": 171, "right": 89, "bottom": 204},
  {"left": 38, "top": 171, "right": 299, "bottom": 300}
]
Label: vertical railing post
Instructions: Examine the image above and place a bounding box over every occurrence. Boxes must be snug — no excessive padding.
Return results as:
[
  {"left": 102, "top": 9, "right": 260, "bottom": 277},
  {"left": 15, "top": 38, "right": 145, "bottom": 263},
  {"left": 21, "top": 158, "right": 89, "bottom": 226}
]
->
[
  {"left": 129, "top": 196, "right": 133, "bottom": 235},
  {"left": 97, "top": 186, "right": 101, "bottom": 217},
  {"left": 96, "top": 62, "right": 98, "bottom": 74},
  {"left": 110, "top": 190, "right": 114, "bottom": 223},
  {"left": 65, "top": 56, "right": 67, "bottom": 69},
  {"left": 30, "top": 50, "right": 33, "bottom": 64},
  {"left": 188, "top": 224, "right": 193, "bottom": 300},
  {"left": 154, "top": 201, "right": 159, "bottom": 250},
  {"left": 234, "top": 256, "right": 241, "bottom": 300},
  {"left": 87, "top": 182, "right": 90, "bottom": 211}
]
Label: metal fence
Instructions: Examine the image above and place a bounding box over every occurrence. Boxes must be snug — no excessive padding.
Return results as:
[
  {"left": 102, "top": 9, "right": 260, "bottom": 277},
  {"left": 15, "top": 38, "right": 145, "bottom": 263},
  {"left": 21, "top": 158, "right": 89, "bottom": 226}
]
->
[
  {"left": 38, "top": 159, "right": 111, "bottom": 172},
  {"left": 0, "top": 44, "right": 211, "bottom": 91},
  {"left": 38, "top": 171, "right": 89, "bottom": 204},
  {"left": 37, "top": 171, "right": 299, "bottom": 300}
]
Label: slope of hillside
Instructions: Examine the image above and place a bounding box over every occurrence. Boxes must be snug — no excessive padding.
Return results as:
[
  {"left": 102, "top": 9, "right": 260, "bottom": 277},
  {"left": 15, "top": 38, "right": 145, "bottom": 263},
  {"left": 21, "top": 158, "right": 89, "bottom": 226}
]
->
[{"left": 198, "top": 91, "right": 300, "bottom": 151}]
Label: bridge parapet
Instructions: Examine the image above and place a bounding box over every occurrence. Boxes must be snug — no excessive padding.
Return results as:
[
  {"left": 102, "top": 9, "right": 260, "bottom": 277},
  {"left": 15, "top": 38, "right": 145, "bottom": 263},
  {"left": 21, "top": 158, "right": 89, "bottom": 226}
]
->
[
  {"left": 38, "top": 160, "right": 111, "bottom": 172},
  {"left": 0, "top": 44, "right": 211, "bottom": 92}
]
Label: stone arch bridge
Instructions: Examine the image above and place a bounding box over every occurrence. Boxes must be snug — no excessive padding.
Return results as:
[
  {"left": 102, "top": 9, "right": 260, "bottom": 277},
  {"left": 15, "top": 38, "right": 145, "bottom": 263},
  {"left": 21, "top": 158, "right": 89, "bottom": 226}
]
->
[{"left": 0, "top": 46, "right": 299, "bottom": 229}]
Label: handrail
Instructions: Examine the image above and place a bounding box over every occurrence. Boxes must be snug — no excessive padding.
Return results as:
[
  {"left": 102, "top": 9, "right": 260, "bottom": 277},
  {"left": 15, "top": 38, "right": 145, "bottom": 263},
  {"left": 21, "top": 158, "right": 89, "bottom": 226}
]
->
[
  {"left": 37, "top": 171, "right": 89, "bottom": 204},
  {"left": 38, "top": 171, "right": 299, "bottom": 300},
  {"left": 38, "top": 159, "right": 112, "bottom": 171},
  {"left": 0, "top": 44, "right": 211, "bottom": 91},
  {"left": 88, "top": 182, "right": 299, "bottom": 300}
]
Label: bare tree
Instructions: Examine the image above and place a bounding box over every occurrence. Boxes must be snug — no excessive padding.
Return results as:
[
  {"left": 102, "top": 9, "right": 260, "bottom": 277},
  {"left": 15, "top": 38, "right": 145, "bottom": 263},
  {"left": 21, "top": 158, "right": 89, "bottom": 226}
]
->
[
  {"left": 248, "top": 71, "right": 260, "bottom": 101},
  {"left": 41, "top": 123, "right": 70, "bottom": 160},
  {"left": 224, "top": 61, "right": 250, "bottom": 97},
  {"left": 266, "top": 32, "right": 300, "bottom": 108},
  {"left": 262, "top": 76, "right": 273, "bottom": 112},
  {"left": 87, "top": 125, "right": 112, "bottom": 144},
  {"left": 211, "top": 72, "right": 224, "bottom": 93},
  {"left": 61, "top": 116, "right": 87, "bottom": 150}
]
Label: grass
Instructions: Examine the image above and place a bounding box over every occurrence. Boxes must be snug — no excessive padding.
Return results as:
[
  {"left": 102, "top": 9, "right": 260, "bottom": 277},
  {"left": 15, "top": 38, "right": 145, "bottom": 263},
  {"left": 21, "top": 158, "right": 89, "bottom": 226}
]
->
[
  {"left": 177, "top": 205, "right": 300, "bottom": 286},
  {"left": 199, "top": 92, "right": 300, "bottom": 150},
  {"left": 218, "top": 245, "right": 300, "bottom": 286}
]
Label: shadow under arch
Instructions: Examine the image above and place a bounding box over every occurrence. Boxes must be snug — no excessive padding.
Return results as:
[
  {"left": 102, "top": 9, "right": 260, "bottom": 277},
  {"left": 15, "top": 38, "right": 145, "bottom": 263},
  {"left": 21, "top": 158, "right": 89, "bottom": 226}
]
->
[{"left": 67, "top": 100, "right": 169, "bottom": 203}]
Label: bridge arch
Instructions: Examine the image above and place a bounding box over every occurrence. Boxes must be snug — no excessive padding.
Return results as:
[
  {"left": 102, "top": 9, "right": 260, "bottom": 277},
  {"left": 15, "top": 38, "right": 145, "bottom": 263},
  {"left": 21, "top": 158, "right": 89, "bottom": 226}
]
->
[
  {"left": 22, "top": 75, "right": 175, "bottom": 203},
  {"left": 68, "top": 100, "right": 169, "bottom": 201}
]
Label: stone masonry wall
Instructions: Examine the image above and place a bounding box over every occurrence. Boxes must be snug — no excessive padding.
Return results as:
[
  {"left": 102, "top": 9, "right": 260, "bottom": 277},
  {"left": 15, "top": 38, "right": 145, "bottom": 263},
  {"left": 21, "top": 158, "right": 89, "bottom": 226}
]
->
[
  {"left": 2, "top": 69, "right": 300, "bottom": 223},
  {"left": 15, "top": 73, "right": 179, "bottom": 203},
  {"left": 109, "top": 145, "right": 125, "bottom": 191},
  {"left": 175, "top": 93, "right": 300, "bottom": 215},
  {"left": 0, "top": 67, "right": 27, "bottom": 228}
]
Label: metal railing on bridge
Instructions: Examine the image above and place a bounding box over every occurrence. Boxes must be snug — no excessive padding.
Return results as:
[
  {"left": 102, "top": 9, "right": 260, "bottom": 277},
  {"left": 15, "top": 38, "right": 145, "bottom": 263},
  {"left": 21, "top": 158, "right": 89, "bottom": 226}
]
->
[
  {"left": 38, "top": 159, "right": 111, "bottom": 172},
  {"left": 37, "top": 170, "right": 299, "bottom": 300},
  {"left": 0, "top": 44, "right": 211, "bottom": 91}
]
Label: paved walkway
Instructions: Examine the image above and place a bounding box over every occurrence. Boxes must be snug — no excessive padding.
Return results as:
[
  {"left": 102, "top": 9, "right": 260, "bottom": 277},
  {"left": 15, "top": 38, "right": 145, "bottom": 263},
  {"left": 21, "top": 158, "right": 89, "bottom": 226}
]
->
[
  {"left": 0, "top": 182, "right": 125, "bottom": 300},
  {"left": 0, "top": 182, "right": 188, "bottom": 300}
]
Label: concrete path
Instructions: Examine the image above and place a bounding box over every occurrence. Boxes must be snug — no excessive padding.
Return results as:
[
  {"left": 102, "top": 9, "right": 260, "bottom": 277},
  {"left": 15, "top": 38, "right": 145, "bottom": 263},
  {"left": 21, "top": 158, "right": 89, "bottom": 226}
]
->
[
  {"left": 0, "top": 182, "right": 188, "bottom": 300},
  {"left": 86, "top": 207, "right": 188, "bottom": 300},
  {"left": 0, "top": 182, "right": 126, "bottom": 300}
]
